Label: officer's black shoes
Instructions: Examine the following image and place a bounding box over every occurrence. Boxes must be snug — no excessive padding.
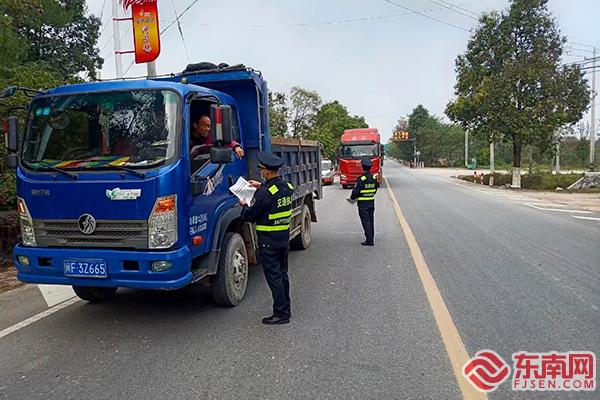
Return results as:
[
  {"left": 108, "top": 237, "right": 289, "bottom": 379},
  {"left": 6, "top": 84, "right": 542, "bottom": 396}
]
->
[
  {"left": 262, "top": 315, "right": 290, "bottom": 325},
  {"left": 361, "top": 241, "right": 374, "bottom": 246}
]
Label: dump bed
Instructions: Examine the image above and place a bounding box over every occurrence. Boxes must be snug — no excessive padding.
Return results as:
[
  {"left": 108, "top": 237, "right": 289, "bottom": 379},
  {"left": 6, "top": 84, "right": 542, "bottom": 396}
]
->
[{"left": 271, "top": 137, "right": 322, "bottom": 201}]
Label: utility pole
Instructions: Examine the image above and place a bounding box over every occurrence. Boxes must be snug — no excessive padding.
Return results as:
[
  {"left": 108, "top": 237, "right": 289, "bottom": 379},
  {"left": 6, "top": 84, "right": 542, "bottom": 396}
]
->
[
  {"left": 555, "top": 137, "right": 560, "bottom": 175},
  {"left": 465, "top": 130, "right": 469, "bottom": 168},
  {"left": 147, "top": 61, "right": 157, "bottom": 78},
  {"left": 590, "top": 46, "right": 597, "bottom": 171},
  {"left": 489, "top": 141, "right": 495, "bottom": 186},
  {"left": 112, "top": 0, "right": 123, "bottom": 78}
]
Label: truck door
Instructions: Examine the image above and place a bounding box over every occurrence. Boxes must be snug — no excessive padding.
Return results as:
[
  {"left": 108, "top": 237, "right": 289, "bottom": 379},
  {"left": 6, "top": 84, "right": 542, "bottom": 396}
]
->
[{"left": 188, "top": 100, "right": 245, "bottom": 261}]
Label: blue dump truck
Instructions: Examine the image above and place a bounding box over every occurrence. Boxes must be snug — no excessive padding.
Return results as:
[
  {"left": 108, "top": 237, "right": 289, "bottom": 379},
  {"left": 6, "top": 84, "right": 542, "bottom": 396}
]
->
[{"left": 2, "top": 63, "right": 321, "bottom": 305}]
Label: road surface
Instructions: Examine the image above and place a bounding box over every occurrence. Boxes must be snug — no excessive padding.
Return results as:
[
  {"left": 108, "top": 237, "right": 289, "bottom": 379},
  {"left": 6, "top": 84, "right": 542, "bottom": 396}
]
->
[{"left": 1, "top": 161, "right": 598, "bottom": 399}]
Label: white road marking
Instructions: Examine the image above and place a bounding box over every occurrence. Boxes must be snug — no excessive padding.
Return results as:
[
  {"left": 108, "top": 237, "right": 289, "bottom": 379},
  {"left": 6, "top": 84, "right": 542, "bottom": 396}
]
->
[
  {"left": 526, "top": 204, "right": 593, "bottom": 214},
  {"left": 0, "top": 298, "right": 79, "bottom": 340},
  {"left": 572, "top": 216, "right": 600, "bottom": 221},
  {"left": 524, "top": 203, "right": 567, "bottom": 208},
  {"left": 37, "top": 285, "right": 76, "bottom": 307}
]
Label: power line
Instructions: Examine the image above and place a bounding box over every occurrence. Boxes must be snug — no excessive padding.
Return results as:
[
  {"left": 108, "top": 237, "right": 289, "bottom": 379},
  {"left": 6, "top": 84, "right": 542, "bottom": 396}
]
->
[
  {"left": 382, "top": 0, "right": 471, "bottom": 33},
  {"left": 567, "top": 41, "right": 597, "bottom": 49},
  {"left": 427, "top": 0, "right": 478, "bottom": 20},
  {"left": 170, "top": 0, "right": 191, "bottom": 63},
  {"left": 436, "top": 0, "right": 480, "bottom": 17},
  {"left": 160, "top": 0, "right": 200, "bottom": 35}
]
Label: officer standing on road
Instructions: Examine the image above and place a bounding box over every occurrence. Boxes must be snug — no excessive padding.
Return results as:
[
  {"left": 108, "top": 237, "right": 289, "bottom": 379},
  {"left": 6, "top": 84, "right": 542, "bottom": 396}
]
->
[
  {"left": 240, "top": 152, "right": 294, "bottom": 325},
  {"left": 349, "top": 159, "right": 378, "bottom": 246}
]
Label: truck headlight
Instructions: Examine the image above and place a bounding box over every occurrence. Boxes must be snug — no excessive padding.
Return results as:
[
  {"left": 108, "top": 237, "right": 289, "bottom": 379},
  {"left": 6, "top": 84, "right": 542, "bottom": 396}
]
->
[
  {"left": 148, "top": 195, "right": 177, "bottom": 249},
  {"left": 17, "top": 198, "right": 37, "bottom": 247},
  {"left": 340, "top": 174, "right": 347, "bottom": 180}
]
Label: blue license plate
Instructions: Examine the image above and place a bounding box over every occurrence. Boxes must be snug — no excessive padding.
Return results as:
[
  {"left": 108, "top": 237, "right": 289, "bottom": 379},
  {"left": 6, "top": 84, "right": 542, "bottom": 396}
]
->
[{"left": 64, "top": 259, "right": 107, "bottom": 278}]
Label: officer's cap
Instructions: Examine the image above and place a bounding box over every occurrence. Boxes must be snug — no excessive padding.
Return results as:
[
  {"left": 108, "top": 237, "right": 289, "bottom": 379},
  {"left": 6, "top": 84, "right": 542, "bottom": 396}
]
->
[
  {"left": 257, "top": 151, "right": 284, "bottom": 171},
  {"left": 361, "top": 158, "right": 373, "bottom": 169}
]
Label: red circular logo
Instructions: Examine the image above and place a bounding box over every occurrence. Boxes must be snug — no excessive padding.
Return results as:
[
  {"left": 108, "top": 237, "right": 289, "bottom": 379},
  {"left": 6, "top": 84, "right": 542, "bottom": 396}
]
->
[{"left": 463, "top": 350, "right": 511, "bottom": 392}]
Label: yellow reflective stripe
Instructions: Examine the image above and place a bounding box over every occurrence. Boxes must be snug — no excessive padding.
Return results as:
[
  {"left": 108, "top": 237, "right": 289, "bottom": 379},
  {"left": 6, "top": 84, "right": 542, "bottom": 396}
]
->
[
  {"left": 268, "top": 210, "right": 292, "bottom": 220},
  {"left": 287, "top": 183, "right": 294, "bottom": 190},
  {"left": 268, "top": 185, "right": 279, "bottom": 195},
  {"left": 360, "top": 176, "right": 366, "bottom": 181},
  {"left": 357, "top": 197, "right": 375, "bottom": 201},
  {"left": 360, "top": 189, "right": 376, "bottom": 193},
  {"left": 256, "top": 224, "right": 290, "bottom": 232}
]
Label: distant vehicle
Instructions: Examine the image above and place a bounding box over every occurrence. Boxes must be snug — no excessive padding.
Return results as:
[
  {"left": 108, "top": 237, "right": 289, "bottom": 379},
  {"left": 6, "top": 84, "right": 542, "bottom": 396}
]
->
[
  {"left": 337, "top": 128, "right": 382, "bottom": 189},
  {"left": 321, "top": 159, "right": 335, "bottom": 185},
  {"left": 4, "top": 63, "right": 322, "bottom": 306}
]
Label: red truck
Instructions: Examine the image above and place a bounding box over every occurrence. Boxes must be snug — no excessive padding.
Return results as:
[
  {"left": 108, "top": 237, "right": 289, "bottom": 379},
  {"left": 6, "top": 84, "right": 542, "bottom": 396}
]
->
[{"left": 338, "top": 128, "right": 383, "bottom": 188}]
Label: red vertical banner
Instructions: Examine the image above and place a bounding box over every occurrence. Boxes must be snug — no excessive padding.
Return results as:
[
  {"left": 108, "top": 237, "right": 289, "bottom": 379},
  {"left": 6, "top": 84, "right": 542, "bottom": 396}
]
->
[{"left": 130, "top": 0, "right": 161, "bottom": 64}]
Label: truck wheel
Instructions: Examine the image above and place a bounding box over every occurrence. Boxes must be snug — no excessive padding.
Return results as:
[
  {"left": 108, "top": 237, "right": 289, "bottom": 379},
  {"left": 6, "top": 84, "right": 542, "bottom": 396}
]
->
[
  {"left": 342, "top": 184, "right": 349, "bottom": 189},
  {"left": 211, "top": 232, "right": 248, "bottom": 307},
  {"left": 72, "top": 286, "right": 117, "bottom": 303},
  {"left": 290, "top": 204, "right": 312, "bottom": 250}
]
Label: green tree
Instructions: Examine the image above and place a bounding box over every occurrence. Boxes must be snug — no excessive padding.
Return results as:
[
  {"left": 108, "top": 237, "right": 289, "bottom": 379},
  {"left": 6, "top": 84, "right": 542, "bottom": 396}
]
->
[
  {"left": 0, "top": 0, "right": 103, "bottom": 80},
  {"left": 309, "top": 101, "right": 367, "bottom": 159},
  {"left": 446, "top": 0, "right": 590, "bottom": 187},
  {"left": 290, "top": 86, "right": 321, "bottom": 139},
  {"left": 268, "top": 91, "right": 289, "bottom": 137}
]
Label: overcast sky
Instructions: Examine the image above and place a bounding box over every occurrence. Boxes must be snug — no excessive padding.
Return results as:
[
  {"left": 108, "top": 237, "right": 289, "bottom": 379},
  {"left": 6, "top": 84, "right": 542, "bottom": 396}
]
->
[{"left": 87, "top": 0, "right": 600, "bottom": 141}]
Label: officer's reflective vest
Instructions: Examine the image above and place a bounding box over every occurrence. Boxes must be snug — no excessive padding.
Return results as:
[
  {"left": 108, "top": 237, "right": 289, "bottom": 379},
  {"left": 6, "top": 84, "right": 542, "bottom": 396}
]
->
[
  {"left": 256, "top": 181, "right": 294, "bottom": 232},
  {"left": 358, "top": 174, "right": 377, "bottom": 201}
]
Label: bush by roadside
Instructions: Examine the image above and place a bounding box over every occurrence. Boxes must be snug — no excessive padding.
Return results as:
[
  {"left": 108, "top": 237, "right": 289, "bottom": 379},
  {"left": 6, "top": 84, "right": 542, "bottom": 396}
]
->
[{"left": 459, "top": 172, "right": 587, "bottom": 191}]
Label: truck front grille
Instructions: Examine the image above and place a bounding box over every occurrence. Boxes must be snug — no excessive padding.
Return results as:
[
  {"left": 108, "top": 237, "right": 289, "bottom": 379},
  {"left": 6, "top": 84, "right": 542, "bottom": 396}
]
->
[{"left": 33, "top": 219, "right": 148, "bottom": 249}]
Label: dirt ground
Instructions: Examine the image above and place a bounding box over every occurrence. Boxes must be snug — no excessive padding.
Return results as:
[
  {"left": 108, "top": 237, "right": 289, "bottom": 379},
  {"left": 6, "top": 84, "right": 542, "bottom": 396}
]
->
[
  {"left": 409, "top": 167, "right": 600, "bottom": 213},
  {"left": 0, "top": 262, "right": 23, "bottom": 293}
]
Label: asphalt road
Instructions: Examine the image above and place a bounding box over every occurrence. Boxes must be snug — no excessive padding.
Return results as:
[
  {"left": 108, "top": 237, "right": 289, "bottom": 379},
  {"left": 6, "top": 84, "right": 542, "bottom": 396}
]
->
[{"left": 0, "top": 161, "right": 598, "bottom": 400}]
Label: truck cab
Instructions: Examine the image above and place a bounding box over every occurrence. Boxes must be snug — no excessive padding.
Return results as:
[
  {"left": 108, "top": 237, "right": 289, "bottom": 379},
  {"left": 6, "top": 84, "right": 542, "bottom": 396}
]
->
[
  {"left": 337, "top": 128, "right": 382, "bottom": 188},
  {"left": 4, "top": 64, "right": 321, "bottom": 305}
]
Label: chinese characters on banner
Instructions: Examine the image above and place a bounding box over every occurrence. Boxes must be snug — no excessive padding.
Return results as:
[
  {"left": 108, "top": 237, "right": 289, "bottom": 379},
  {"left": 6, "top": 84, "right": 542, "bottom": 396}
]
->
[{"left": 121, "top": 0, "right": 161, "bottom": 64}]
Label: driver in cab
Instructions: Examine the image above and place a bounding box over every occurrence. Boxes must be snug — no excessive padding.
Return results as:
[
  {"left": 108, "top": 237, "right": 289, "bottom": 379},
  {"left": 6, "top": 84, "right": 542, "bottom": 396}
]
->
[{"left": 191, "top": 114, "right": 244, "bottom": 159}]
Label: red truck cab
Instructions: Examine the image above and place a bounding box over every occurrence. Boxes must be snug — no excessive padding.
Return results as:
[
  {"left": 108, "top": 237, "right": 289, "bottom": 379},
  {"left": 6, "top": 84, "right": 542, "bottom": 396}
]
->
[{"left": 337, "top": 128, "right": 382, "bottom": 188}]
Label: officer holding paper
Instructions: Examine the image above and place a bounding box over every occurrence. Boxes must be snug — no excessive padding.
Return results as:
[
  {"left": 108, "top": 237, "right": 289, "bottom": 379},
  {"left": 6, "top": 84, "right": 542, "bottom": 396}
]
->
[{"left": 240, "top": 151, "right": 294, "bottom": 325}]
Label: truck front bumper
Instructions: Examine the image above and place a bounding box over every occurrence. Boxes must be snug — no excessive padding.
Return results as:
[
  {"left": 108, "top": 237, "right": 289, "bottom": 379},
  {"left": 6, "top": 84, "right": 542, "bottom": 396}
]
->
[{"left": 13, "top": 244, "right": 193, "bottom": 290}]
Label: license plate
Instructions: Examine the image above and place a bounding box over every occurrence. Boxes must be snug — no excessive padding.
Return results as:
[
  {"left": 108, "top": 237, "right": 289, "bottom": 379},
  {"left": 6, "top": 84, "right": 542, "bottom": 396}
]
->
[{"left": 64, "top": 259, "right": 107, "bottom": 278}]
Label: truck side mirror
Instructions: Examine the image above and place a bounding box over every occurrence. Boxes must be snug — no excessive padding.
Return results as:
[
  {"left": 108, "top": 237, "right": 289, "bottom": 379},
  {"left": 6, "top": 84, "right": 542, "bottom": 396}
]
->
[
  {"left": 210, "top": 147, "right": 233, "bottom": 164},
  {"left": 6, "top": 116, "right": 19, "bottom": 152},
  {"left": 0, "top": 86, "right": 17, "bottom": 99},
  {"left": 210, "top": 104, "right": 233, "bottom": 144},
  {"left": 6, "top": 153, "right": 17, "bottom": 169}
]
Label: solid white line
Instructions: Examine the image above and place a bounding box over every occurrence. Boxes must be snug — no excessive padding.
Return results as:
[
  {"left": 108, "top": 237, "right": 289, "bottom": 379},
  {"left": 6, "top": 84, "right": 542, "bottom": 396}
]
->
[
  {"left": 524, "top": 203, "right": 567, "bottom": 207},
  {"left": 526, "top": 204, "right": 593, "bottom": 214},
  {"left": 573, "top": 216, "right": 600, "bottom": 221},
  {"left": 0, "top": 297, "right": 79, "bottom": 340}
]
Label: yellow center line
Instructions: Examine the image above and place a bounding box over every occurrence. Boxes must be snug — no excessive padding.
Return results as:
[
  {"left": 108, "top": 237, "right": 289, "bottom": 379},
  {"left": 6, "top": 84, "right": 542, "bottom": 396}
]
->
[{"left": 384, "top": 176, "right": 487, "bottom": 400}]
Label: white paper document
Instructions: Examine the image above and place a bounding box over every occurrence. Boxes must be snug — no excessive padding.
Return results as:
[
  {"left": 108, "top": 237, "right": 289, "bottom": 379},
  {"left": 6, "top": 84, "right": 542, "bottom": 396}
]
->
[{"left": 229, "top": 177, "right": 257, "bottom": 204}]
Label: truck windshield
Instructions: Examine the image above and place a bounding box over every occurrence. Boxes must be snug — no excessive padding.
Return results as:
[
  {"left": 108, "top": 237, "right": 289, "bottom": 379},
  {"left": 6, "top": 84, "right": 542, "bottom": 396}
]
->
[
  {"left": 22, "top": 90, "right": 179, "bottom": 170},
  {"left": 339, "top": 144, "right": 379, "bottom": 159}
]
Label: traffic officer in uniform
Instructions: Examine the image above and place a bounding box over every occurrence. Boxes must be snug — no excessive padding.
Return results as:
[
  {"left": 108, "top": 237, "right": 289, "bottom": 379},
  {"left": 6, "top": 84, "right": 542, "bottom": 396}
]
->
[
  {"left": 349, "top": 159, "right": 378, "bottom": 246},
  {"left": 240, "top": 151, "right": 294, "bottom": 325}
]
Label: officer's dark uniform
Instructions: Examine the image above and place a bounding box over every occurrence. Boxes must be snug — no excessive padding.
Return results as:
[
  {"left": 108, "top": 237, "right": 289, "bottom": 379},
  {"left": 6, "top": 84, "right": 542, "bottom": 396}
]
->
[
  {"left": 350, "top": 159, "right": 378, "bottom": 246},
  {"left": 241, "top": 152, "right": 294, "bottom": 324}
]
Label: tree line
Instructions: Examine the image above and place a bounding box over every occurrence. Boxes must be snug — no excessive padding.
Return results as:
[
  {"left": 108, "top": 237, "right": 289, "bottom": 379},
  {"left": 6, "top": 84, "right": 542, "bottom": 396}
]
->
[
  {"left": 387, "top": 104, "right": 597, "bottom": 171},
  {"left": 268, "top": 87, "right": 369, "bottom": 160},
  {"left": 0, "top": 0, "right": 103, "bottom": 212}
]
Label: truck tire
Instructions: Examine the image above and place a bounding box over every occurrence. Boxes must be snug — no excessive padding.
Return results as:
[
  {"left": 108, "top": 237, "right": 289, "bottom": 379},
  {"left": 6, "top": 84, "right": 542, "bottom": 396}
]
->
[
  {"left": 211, "top": 232, "right": 248, "bottom": 307},
  {"left": 342, "top": 184, "right": 349, "bottom": 189},
  {"left": 290, "top": 204, "right": 312, "bottom": 250},
  {"left": 72, "top": 286, "right": 117, "bottom": 303}
]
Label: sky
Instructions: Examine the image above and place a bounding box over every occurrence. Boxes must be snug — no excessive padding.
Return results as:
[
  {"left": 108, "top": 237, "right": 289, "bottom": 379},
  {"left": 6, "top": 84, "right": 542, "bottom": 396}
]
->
[{"left": 87, "top": 0, "right": 600, "bottom": 142}]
